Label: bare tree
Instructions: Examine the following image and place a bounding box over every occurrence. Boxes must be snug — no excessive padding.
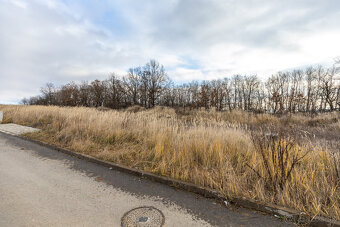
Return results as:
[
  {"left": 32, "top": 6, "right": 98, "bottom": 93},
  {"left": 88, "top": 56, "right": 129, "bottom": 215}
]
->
[
  {"left": 40, "top": 83, "right": 56, "bottom": 105},
  {"left": 143, "top": 60, "right": 170, "bottom": 108},
  {"left": 23, "top": 59, "right": 340, "bottom": 113},
  {"left": 58, "top": 82, "right": 79, "bottom": 106},
  {"left": 123, "top": 67, "right": 142, "bottom": 106},
  {"left": 90, "top": 80, "right": 106, "bottom": 107},
  {"left": 321, "top": 67, "right": 337, "bottom": 111},
  {"left": 105, "top": 73, "right": 124, "bottom": 109},
  {"left": 78, "top": 81, "right": 91, "bottom": 107}
]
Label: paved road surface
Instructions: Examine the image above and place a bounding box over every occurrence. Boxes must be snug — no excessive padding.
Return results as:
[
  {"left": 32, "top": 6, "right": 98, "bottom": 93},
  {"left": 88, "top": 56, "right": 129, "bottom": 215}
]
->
[{"left": 0, "top": 132, "right": 294, "bottom": 226}]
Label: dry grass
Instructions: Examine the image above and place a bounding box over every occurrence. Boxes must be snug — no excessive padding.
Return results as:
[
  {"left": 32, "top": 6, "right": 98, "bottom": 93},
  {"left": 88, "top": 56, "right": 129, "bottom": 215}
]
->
[{"left": 0, "top": 105, "right": 339, "bottom": 221}]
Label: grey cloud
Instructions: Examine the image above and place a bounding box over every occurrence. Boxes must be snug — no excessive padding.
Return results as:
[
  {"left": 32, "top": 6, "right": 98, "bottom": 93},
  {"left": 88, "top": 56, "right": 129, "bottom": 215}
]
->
[
  {"left": 0, "top": 0, "right": 148, "bottom": 103},
  {"left": 1, "top": 0, "right": 340, "bottom": 103},
  {"left": 125, "top": 0, "right": 340, "bottom": 51}
]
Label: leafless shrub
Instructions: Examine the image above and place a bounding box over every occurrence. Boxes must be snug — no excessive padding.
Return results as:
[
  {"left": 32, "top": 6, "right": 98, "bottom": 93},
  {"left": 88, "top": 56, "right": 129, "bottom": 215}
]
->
[{"left": 249, "top": 129, "right": 310, "bottom": 191}]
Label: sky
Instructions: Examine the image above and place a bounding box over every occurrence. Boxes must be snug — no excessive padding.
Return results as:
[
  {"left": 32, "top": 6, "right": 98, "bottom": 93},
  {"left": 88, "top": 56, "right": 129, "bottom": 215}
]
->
[{"left": 1, "top": 0, "right": 340, "bottom": 104}]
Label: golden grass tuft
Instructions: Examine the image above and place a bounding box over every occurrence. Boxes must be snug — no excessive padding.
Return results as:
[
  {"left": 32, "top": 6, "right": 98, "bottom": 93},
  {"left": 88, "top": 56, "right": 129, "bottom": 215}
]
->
[{"left": 1, "top": 105, "right": 339, "bottom": 220}]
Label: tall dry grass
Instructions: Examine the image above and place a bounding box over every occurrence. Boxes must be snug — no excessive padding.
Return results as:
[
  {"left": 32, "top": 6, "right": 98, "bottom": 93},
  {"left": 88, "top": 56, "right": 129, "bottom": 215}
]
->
[{"left": 0, "top": 105, "right": 339, "bottom": 221}]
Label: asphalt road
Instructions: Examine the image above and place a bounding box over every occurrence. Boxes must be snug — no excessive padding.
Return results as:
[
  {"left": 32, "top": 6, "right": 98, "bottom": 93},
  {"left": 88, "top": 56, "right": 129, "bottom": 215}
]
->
[{"left": 0, "top": 132, "right": 294, "bottom": 227}]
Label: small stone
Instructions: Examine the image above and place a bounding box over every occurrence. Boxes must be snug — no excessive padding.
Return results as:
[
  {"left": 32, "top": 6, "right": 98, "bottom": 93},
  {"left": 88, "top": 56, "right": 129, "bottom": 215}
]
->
[{"left": 95, "top": 177, "right": 103, "bottom": 182}]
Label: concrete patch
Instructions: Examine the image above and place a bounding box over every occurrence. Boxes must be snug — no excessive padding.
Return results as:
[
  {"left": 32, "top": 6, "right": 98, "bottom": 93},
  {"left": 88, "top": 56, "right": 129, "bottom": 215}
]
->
[{"left": 0, "top": 123, "right": 40, "bottom": 136}]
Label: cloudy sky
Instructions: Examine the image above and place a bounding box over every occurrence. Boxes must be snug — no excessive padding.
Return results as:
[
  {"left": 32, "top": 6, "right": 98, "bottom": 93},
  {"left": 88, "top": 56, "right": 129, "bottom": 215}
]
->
[{"left": 1, "top": 0, "right": 340, "bottom": 104}]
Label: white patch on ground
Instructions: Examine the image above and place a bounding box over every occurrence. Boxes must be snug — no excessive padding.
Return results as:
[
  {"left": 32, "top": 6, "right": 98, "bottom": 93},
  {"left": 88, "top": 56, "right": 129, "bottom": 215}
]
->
[{"left": 0, "top": 123, "right": 40, "bottom": 135}]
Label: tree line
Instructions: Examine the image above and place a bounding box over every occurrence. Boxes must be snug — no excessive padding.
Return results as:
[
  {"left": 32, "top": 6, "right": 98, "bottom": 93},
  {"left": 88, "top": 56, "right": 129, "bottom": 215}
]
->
[{"left": 22, "top": 59, "right": 340, "bottom": 114}]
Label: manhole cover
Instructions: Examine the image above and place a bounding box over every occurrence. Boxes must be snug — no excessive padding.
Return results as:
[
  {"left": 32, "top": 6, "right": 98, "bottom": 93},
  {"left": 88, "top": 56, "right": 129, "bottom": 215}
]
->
[{"left": 121, "top": 206, "right": 165, "bottom": 227}]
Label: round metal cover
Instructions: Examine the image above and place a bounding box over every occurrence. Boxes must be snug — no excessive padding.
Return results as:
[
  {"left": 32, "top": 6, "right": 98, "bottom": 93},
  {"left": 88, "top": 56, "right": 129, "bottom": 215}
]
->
[{"left": 121, "top": 206, "right": 165, "bottom": 227}]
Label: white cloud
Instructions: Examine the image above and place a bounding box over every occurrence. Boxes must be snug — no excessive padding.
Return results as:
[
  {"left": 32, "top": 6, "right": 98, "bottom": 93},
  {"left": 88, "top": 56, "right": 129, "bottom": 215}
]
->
[
  {"left": 11, "top": 0, "right": 27, "bottom": 9},
  {"left": 171, "top": 68, "right": 206, "bottom": 82},
  {"left": 1, "top": 0, "right": 340, "bottom": 103}
]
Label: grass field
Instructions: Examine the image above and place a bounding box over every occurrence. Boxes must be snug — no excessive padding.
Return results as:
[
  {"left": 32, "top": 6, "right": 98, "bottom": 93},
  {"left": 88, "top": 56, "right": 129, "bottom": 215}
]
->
[{"left": 0, "top": 105, "right": 339, "bottom": 221}]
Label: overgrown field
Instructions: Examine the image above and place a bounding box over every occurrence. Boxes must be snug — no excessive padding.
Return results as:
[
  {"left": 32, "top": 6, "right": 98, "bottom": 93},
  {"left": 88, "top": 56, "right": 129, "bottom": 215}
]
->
[{"left": 1, "top": 105, "right": 339, "bottom": 221}]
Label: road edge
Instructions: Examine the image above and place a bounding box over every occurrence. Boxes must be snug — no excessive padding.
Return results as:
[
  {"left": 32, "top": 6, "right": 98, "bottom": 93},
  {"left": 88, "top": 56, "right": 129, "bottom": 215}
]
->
[{"left": 3, "top": 132, "right": 339, "bottom": 227}]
